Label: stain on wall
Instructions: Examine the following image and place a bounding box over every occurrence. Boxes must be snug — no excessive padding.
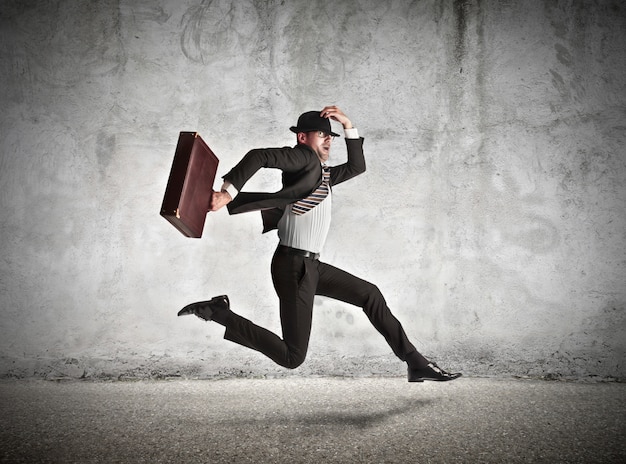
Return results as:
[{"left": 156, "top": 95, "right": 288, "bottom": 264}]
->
[{"left": 180, "top": 0, "right": 261, "bottom": 65}]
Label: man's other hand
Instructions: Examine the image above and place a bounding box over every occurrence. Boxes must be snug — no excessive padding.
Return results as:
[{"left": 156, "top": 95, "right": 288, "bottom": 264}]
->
[{"left": 320, "top": 105, "right": 353, "bottom": 129}]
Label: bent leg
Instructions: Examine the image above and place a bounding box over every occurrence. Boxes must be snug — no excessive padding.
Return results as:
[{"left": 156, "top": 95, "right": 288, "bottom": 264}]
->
[{"left": 222, "top": 251, "right": 317, "bottom": 369}]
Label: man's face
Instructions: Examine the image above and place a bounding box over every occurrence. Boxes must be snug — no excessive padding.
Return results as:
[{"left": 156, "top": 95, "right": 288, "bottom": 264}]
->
[{"left": 299, "top": 131, "right": 333, "bottom": 163}]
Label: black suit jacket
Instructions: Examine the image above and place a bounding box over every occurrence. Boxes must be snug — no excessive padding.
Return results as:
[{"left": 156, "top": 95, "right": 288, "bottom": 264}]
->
[{"left": 223, "top": 138, "right": 366, "bottom": 232}]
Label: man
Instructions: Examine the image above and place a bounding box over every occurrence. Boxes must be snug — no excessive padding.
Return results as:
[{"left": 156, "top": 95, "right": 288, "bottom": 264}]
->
[{"left": 178, "top": 105, "right": 461, "bottom": 382}]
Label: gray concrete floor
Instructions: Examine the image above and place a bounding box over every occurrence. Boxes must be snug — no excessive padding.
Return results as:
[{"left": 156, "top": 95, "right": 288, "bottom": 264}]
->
[{"left": 0, "top": 377, "right": 624, "bottom": 463}]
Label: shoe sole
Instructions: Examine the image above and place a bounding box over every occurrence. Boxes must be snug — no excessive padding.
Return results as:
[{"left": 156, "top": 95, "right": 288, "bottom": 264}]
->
[
  {"left": 408, "top": 374, "right": 462, "bottom": 382},
  {"left": 177, "top": 295, "right": 229, "bottom": 320}
]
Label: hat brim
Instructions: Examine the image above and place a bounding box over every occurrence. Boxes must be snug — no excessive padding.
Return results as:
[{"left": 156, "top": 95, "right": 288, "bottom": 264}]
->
[{"left": 290, "top": 126, "right": 340, "bottom": 137}]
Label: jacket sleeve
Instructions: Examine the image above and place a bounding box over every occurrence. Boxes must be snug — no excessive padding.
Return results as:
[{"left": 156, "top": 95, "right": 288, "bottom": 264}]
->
[
  {"left": 223, "top": 145, "right": 312, "bottom": 191},
  {"left": 223, "top": 145, "right": 321, "bottom": 216},
  {"left": 329, "top": 137, "right": 366, "bottom": 187}
]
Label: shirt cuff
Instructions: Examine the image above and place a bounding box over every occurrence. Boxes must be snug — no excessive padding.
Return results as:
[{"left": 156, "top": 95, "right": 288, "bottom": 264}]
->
[
  {"left": 344, "top": 127, "right": 359, "bottom": 139},
  {"left": 221, "top": 181, "right": 238, "bottom": 199}
]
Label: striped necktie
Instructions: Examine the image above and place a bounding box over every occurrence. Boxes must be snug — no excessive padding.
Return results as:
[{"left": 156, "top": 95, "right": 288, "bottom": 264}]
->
[{"left": 292, "top": 165, "right": 330, "bottom": 215}]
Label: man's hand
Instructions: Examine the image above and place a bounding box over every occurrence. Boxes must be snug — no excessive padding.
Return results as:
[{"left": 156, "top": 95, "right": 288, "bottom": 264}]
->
[
  {"left": 320, "top": 105, "right": 353, "bottom": 129},
  {"left": 209, "top": 190, "right": 232, "bottom": 212}
]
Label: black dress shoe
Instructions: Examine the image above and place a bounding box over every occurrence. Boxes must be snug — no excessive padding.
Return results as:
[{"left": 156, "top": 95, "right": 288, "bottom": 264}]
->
[
  {"left": 177, "top": 295, "right": 230, "bottom": 321},
  {"left": 408, "top": 362, "right": 462, "bottom": 382}
]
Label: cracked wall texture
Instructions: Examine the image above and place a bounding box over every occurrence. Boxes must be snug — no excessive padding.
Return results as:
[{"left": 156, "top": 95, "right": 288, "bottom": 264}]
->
[{"left": 0, "top": 0, "right": 624, "bottom": 380}]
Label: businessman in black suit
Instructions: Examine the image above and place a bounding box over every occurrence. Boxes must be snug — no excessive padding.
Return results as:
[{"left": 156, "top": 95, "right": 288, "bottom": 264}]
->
[{"left": 179, "top": 106, "right": 461, "bottom": 382}]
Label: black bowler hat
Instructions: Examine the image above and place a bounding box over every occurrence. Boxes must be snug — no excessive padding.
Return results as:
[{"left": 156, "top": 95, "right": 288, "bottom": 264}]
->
[{"left": 289, "top": 110, "right": 340, "bottom": 137}]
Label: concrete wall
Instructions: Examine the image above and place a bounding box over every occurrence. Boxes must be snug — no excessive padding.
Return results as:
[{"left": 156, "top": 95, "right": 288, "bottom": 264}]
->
[{"left": 0, "top": 0, "right": 624, "bottom": 380}]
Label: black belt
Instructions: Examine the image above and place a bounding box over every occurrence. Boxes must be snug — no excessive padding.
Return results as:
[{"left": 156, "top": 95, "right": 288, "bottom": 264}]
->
[{"left": 277, "top": 245, "right": 320, "bottom": 260}]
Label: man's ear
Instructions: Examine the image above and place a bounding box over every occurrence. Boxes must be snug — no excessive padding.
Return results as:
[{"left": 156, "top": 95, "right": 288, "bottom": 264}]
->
[{"left": 297, "top": 132, "right": 307, "bottom": 144}]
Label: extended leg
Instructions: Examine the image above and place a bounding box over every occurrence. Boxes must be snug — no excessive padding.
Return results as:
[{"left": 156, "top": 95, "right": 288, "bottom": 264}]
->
[
  {"left": 314, "top": 261, "right": 417, "bottom": 361},
  {"left": 314, "top": 261, "right": 461, "bottom": 381}
]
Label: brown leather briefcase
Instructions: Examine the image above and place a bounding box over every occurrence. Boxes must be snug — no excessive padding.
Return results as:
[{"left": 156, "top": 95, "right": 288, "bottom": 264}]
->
[{"left": 160, "top": 132, "right": 219, "bottom": 238}]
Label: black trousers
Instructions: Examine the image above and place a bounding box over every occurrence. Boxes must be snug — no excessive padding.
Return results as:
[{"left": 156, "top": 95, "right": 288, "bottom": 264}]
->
[{"left": 222, "top": 247, "right": 417, "bottom": 368}]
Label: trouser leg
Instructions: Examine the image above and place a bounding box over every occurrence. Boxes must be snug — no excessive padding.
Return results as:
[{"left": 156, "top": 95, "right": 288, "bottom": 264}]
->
[
  {"left": 315, "top": 261, "right": 418, "bottom": 361},
  {"left": 222, "top": 251, "right": 317, "bottom": 369}
]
